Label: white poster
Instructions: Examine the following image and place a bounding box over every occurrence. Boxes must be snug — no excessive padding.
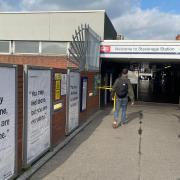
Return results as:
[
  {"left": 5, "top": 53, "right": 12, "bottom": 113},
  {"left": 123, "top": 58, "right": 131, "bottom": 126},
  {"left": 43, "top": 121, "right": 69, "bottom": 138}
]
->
[
  {"left": 61, "top": 74, "right": 67, "bottom": 95},
  {"left": 0, "top": 67, "right": 16, "bottom": 180},
  {"left": 67, "top": 72, "right": 80, "bottom": 133},
  {"left": 82, "top": 78, "right": 87, "bottom": 111},
  {"left": 26, "top": 69, "right": 51, "bottom": 164},
  {"left": 128, "top": 71, "right": 138, "bottom": 84}
]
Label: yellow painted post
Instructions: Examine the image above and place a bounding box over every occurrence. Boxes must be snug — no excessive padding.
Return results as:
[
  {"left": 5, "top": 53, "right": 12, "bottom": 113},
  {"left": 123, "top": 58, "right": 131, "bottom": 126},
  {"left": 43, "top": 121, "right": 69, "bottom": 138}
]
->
[{"left": 113, "top": 95, "right": 116, "bottom": 112}]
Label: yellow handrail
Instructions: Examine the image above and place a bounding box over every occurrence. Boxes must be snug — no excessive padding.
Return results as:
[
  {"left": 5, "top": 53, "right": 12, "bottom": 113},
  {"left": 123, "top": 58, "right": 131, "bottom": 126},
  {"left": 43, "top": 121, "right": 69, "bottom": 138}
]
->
[
  {"left": 97, "top": 86, "right": 112, "bottom": 90},
  {"left": 97, "top": 86, "right": 116, "bottom": 112}
]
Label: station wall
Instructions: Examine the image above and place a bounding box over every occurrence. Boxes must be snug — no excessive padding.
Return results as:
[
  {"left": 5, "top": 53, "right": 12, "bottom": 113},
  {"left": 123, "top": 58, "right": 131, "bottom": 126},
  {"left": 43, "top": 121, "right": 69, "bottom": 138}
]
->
[{"left": 0, "top": 56, "right": 100, "bottom": 179}]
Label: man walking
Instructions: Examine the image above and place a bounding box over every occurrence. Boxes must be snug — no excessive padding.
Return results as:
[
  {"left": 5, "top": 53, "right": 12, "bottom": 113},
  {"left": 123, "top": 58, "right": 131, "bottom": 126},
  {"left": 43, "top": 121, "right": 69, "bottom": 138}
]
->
[{"left": 111, "top": 68, "right": 134, "bottom": 128}]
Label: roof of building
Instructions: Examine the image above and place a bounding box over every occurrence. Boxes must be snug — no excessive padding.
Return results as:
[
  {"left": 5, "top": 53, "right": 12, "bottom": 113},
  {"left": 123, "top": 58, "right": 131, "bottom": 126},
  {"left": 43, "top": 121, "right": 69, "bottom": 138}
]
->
[
  {"left": 0, "top": 10, "right": 116, "bottom": 41},
  {"left": 0, "top": 10, "right": 106, "bottom": 14}
]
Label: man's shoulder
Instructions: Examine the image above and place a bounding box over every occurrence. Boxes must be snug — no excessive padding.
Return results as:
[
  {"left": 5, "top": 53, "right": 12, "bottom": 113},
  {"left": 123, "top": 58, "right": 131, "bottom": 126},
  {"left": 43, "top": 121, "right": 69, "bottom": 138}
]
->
[
  {"left": 120, "top": 77, "right": 128, "bottom": 81},
  {"left": 115, "top": 77, "right": 121, "bottom": 82}
]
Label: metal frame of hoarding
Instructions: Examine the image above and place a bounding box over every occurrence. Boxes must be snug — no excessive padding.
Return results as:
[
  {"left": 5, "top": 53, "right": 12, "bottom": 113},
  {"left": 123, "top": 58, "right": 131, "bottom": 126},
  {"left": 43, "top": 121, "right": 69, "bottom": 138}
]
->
[
  {"left": 66, "top": 68, "right": 80, "bottom": 135},
  {"left": 23, "top": 65, "right": 52, "bottom": 168},
  {"left": 0, "top": 63, "right": 18, "bottom": 180}
]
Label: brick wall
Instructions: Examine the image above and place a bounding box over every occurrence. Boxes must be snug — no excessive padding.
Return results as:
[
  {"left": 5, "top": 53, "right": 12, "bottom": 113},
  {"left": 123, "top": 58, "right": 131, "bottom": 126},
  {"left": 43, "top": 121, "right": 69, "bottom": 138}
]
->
[
  {"left": 79, "top": 71, "right": 100, "bottom": 124},
  {"left": 0, "top": 57, "right": 100, "bottom": 178},
  {"left": 0, "top": 55, "right": 77, "bottom": 69},
  {"left": 52, "top": 69, "right": 67, "bottom": 146}
]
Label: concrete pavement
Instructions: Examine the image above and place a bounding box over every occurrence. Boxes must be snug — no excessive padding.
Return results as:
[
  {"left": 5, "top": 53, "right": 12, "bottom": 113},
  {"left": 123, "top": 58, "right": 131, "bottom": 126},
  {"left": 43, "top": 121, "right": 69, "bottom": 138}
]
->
[{"left": 29, "top": 103, "right": 180, "bottom": 180}]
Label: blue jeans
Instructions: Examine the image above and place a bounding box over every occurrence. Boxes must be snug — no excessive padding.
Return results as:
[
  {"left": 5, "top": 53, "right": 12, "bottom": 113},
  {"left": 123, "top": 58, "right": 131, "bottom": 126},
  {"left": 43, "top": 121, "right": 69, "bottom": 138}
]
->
[{"left": 114, "top": 97, "right": 128, "bottom": 123}]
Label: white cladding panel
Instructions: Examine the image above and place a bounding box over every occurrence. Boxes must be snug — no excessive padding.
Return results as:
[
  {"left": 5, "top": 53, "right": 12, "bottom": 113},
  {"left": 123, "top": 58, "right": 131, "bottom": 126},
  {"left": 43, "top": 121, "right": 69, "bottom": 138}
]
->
[
  {"left": 0, "top": 11, "right": 105, "bottom": 41},
  {"left": 50, "top": 12, "right": 104, "bottom": 41},
  {"left": 0, "top": 13, "right": 50, "bottom": 40}
]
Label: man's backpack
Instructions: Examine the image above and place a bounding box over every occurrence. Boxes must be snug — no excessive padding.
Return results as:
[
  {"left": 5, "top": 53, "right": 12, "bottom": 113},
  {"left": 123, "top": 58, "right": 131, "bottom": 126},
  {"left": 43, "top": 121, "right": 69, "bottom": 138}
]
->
[{"left": 116, "top": 78, "right": 128, "bottom": 98}]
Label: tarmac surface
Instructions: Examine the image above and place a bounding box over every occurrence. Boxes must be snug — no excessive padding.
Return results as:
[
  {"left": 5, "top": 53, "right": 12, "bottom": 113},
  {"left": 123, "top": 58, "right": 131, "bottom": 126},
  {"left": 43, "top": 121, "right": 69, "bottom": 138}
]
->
[{"left": 29, "top": 103, "right": 180, "bottom": 180}]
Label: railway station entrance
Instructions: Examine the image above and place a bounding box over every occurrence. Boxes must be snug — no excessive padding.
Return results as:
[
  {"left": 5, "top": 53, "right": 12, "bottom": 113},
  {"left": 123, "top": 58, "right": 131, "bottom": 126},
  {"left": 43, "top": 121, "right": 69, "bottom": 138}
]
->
[{"left": 100, "top": 40, "right": 180, "bottom": 106}]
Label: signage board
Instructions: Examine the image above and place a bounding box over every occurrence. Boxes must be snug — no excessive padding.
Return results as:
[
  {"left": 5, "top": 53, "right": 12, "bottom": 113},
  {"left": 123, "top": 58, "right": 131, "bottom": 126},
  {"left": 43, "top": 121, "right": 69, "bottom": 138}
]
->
[
  {"left": 0, "top": 66, "right": 16, "bottom": 180},
  {"left": 61, "top": 74, "right": 67, "bottom": 96},
  {"left": 100, "top": 43, "right": 180, "bottom": 59},
  {"left": 80, "top": 77, "right": 88, "bottom": 111},
  {"left": 93, "top": 74, "right": 100, "bottom": 96},
  {"left": 25, "top": 68, "right": 51, "bottom": 165},
  {"left": 67, "top": 71, "right": 80, "bottom": 133},
  {"left": 55, "top": 73, "right": 61, "bottom": 100},
  {"left": 100, "top": 45, "right": 180, "bottom": 54}
]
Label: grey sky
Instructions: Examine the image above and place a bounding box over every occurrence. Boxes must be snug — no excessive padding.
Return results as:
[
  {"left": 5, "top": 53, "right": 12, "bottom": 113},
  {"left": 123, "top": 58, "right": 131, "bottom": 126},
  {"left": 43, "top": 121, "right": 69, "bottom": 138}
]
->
[{"left": 0, "top": 0, "right": 179, "bottom": 40}]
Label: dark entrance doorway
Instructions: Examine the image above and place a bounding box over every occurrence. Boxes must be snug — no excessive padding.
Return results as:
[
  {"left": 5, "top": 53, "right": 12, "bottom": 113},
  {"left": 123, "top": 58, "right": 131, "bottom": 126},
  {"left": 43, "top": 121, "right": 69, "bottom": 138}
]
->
[{"left": 100, "top": 58, "right": 180, "bottom": 106}]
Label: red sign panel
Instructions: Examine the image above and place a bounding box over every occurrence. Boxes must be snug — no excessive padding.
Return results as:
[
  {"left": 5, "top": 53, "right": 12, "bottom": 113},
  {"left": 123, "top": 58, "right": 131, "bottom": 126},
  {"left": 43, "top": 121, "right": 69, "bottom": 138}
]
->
[{"left": 100, "top": 45, "right": 111, "bottom": 53}]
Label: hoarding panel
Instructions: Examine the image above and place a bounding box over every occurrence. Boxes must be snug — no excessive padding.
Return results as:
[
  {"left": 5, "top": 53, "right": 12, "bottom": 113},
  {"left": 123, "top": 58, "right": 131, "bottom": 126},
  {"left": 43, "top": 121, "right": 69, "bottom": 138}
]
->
[
  {"left": 0, "top": 66, "right": 16, "bottom": 180},
  {"left": 26, "top": 69, "right": 51, "bottom": 165},
  {"left": 67, "top": 71, "right": 80, "bottom": 133}
]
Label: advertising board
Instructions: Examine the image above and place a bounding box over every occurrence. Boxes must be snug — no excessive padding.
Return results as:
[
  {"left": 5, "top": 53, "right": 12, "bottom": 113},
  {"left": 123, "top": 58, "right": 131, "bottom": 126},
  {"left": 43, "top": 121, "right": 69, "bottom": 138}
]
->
[
  {"left": 0, "top": 66, "right": 16, "bottom": 180},
  {"left": 25, "top": 68, "right": 51, "bottom": 165},
  {"left": 67, "top": 71, "right": 80, "bottom": 133}
]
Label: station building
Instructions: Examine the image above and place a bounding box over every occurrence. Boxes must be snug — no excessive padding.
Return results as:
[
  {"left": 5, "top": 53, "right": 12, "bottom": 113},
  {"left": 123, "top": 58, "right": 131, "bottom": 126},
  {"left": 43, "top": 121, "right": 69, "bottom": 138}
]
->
[
  {"left": 0, "top": 10, "right": 116, "bottom": 66},
  {"left": 100, "top": 40, "right": 180, "bottom": 105},
  {"left": 0, "top": 10, "right": 180, "bottom": 179},
  {"left": 0, "top": 10, "right": 117, "bottom": 179}
]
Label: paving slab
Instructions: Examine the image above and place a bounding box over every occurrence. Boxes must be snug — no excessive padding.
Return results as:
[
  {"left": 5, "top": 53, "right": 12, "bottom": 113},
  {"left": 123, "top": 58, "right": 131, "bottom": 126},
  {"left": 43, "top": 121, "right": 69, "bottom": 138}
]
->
[{"left": 29, "top": 103, "right": 180, "bottom": 180}]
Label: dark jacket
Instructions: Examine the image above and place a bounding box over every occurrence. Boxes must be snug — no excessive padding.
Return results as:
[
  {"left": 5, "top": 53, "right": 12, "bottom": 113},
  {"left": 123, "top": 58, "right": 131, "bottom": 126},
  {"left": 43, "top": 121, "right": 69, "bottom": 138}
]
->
[{"left": 111, "top": 74, "right": 134, "bottom": 102}]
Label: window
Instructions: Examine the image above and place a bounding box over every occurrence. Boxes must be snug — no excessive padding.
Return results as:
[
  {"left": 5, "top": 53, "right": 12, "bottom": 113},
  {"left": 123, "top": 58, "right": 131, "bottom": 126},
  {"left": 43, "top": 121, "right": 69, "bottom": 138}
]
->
[
  {"left": 15, "top": 41, "right": 39, "bottom": 54},
  {"left": 41, "top": 42, "right": 67, "bottom": 55},
  {"left": 0, "top": 41, "right": 10, "bottom": 53}
]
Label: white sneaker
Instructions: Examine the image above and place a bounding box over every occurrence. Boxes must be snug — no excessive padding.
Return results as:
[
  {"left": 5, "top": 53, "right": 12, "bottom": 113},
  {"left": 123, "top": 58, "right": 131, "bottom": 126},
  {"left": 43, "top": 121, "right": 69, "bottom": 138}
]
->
[{"left": 113, "top": 121, "right": 118, "bottom": 128}]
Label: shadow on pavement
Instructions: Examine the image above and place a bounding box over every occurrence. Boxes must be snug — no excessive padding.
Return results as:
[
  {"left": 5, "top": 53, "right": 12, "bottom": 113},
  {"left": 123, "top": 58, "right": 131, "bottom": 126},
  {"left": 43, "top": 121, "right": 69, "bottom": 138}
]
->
[
  {"left": 172, "top": 114, "right": 180, "bottom": 123},
  {"left": 172, "top": 114, "right": 180, "bottom": 139},
  {"left": 126, "top": 110, "right": 143, "bottom": 124},
  {"left": 29, "top": 107, "right": 112, "bottom": 180}
]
